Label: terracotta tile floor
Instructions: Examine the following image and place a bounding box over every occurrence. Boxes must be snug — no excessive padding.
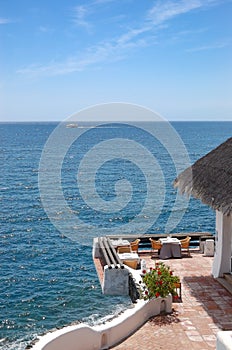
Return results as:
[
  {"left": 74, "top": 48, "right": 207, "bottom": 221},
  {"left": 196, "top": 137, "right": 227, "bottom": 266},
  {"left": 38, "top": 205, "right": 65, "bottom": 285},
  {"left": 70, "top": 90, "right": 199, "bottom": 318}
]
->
[{"left": 112, "top": 250, "right": 232, "bottom": 350}]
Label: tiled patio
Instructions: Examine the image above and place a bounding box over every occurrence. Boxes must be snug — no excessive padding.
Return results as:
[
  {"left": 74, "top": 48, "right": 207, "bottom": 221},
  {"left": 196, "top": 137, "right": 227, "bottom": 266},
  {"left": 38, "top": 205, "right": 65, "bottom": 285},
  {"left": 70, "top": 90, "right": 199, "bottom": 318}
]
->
[{"left": 112, "top": 250, "right": 232, "bottom": 350}]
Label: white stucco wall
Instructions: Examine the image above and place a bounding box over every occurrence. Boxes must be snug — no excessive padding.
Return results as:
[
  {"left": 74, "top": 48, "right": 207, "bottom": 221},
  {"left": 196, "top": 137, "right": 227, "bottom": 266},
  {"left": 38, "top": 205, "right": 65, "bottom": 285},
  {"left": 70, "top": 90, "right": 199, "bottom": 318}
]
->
[
  {"left": 103, "top": 265, "right": 129, "bottom": 295},
  {"left": 212, "top": 211, "right": 232, "bottom": 278},
  {"left": 31, "top": 295, "right": 172, "bottom": 350},
  {"left": 217, "top": 331, "right": 232, "bottom": 350}
]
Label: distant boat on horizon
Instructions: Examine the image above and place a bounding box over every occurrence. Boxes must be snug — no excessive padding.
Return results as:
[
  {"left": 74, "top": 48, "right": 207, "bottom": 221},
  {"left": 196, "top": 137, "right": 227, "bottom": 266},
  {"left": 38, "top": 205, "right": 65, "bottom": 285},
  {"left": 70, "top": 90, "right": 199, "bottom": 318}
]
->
[{"left": 66, "top": 123, "right": 78, "bottom": 128}]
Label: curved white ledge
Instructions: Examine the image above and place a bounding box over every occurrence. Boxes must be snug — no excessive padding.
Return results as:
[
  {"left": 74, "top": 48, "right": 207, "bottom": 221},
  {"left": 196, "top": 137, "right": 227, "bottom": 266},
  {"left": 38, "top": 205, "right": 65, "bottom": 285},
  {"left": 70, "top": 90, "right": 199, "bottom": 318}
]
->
[{"left": 31, "top": 295, "right": 172, "bottom": 350}]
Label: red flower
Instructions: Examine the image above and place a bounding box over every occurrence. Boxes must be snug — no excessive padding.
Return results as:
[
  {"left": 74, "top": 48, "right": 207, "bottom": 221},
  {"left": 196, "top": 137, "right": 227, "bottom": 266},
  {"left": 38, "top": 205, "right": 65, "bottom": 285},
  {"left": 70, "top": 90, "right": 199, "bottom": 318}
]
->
[
  {"left": 142, "top": 269, "right": 146, "bottom": 274},
  {"left": 140, "top": 262, "right": 180, "bottom": 301}
]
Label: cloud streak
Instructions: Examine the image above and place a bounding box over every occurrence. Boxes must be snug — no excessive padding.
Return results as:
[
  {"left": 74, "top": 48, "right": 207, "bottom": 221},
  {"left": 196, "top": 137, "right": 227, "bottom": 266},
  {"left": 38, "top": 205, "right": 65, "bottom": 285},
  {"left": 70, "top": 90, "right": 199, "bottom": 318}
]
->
[
  {"left": 186, "top": 40, "right": 231, "bottom": 52},
  {"left": 147, "top": 0, "right": 203, "bottom": 24},
  {"left": 72, "top": 0, "right": 119, "bottom": 31},
  {"left": 17, "top": 0, "right": 227, "bottom": 77},
  {"left": 0, "top": 18, "right": 11, "bottom": 24},
  {"left": 73, "top": 5, "right": 93, "bottom": 32},
  {"left": 17, "top": 33, "right": 148, "bottom": 77}
]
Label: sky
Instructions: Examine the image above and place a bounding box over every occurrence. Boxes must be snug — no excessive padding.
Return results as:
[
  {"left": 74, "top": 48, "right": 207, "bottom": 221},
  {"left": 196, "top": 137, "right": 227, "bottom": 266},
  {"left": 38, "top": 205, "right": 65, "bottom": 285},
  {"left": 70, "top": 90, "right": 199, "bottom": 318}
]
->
[{"left": 0, "top": 0, "right": 231, "bottom": 122}]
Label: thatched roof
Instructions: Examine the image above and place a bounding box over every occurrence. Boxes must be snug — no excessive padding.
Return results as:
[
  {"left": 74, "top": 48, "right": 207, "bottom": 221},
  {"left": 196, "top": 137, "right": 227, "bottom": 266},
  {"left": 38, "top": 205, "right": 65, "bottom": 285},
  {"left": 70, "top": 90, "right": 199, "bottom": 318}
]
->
[{"left": 174, "top": 137, "right": 232, "bottom": 215}]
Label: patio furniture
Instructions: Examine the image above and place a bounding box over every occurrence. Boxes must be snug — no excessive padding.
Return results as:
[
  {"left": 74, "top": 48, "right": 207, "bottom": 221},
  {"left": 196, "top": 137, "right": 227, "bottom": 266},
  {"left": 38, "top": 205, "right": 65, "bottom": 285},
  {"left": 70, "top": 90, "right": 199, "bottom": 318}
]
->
[
  {"left": 130, "top": 239, "right": 140, "bottom": 253},
  {"left": 149, "top": 238, "right": 162, "bottom": 257},
  {"left": 117, "top": 246, "right": 132, "bottom": 253},
  {"left": 123, "top": 259, "right": 138, "bottom": 269},
  {"left": 118, "top": 252, "right": 140, "bottom": 269},
  {"left": 159, "top": 237, "right": 181, "bottom": 259},
  {"left": 180, "top": 236, "right": 191, "bottom": 256},
  {"left": 110, "top": 238, "right": 130, "bottom": 250},
  {"left": 173, "top": 282, "right": 182, "bottom": 302}
]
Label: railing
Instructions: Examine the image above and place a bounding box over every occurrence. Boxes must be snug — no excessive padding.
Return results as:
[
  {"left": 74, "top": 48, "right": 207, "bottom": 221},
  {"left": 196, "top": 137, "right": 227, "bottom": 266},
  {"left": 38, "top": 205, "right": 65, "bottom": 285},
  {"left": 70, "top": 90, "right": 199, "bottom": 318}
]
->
[{"left": 107, "top": 232, "right": 214, "bottom": 249}]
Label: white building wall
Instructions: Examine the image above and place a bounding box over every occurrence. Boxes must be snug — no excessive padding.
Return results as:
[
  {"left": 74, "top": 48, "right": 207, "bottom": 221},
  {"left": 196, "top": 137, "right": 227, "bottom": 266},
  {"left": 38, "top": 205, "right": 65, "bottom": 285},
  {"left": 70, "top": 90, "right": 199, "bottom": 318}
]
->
[
  {"left": 212, "top": 211, "right": 232, "bottom": 278},
  {"left": 217, "top": 331, "right": 232, "bottom": 350}
]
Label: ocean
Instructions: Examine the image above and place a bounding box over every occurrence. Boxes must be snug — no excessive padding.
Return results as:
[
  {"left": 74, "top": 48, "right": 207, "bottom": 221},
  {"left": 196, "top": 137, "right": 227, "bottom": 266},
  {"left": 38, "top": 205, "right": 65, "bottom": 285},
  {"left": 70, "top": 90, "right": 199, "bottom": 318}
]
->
[{"left": 1, "top": 121, "right": 232, "bottom": 349}]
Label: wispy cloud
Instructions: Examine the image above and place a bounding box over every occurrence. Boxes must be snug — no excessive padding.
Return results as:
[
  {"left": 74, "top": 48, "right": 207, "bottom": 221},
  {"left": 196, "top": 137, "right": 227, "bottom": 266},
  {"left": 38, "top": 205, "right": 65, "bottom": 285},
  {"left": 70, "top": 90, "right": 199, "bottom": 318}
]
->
[
  {"left": 38, "top": 26, "right": 54, "bottom": 33},
  {"left": 72, "top": 1, "right": 121, "bottom": 31},
  {"left": 116, "top": 26, "right": 152, "bottom": 45},
  {"left": 147, "top": 0, "right": 202, "bottom": 25},
  {"left": 93, "top": 0, "right": 120, "bottom": 4},
  {"left": 17, "top": 0, "right": 227, "bottom": 77},
  {"left": 147, "top": 0, "right": 223, "bottom": 25},
  {"left": 17, "top": 33, "right": 148, "bottom": 77},
  {"left": 73, "top": 5, "right": 93, "bottom": 32},
  {"left": 0, "top": 18, "right": 11, "bottom": 24},
  {"left": 186, "top": 40, "right": 231, "bottom": 52}
]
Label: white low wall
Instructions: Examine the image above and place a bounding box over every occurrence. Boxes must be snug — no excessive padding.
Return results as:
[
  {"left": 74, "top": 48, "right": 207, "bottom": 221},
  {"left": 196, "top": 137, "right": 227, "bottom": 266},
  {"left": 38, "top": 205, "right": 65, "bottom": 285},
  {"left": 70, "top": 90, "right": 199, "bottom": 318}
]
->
[
  {"left": 31, "top": 295, "right": 172, "bottom": 350},
  {"left": 102, "top": 265, "right": 129, "bottom": 295},
  {"left": 92, "top": 238, "right": 130, "bottom": 296},
  {"left": 217, "top": 331, "right": 232, "bottom": 350}
]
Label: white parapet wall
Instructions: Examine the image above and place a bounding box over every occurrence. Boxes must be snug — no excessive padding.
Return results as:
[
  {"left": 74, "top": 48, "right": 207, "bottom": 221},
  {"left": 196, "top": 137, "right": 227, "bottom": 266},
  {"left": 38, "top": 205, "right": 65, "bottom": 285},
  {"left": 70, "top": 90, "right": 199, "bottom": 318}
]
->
[
  {"left": 102, "top": 265, "right": 129, "bottom": 295},
  {"left": 92, "top": 237, "right": 130, "bottom": 296},
  {"left": 31, "top": 294, "right": 172, "bottom": 350},
  {"left": 217, "top": 331, "right": 232, "bottom": 350},
  {"left": 93, "top": 238, "right": 101, "bottom": 259}
]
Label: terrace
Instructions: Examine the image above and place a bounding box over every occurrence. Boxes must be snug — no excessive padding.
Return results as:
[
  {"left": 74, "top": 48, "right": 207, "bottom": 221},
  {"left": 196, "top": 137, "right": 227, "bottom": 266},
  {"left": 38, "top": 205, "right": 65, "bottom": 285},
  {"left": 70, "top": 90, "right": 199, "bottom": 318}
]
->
[
  {"left": 92, "top": 232, "right": 216, "bottom": 298},
  {"left": 112, "top": 250, "right": 232, "bottom": 350},
  {"left": 93, "top": 234, "right": 232, "bottom": 350},
  {"left": 31, "top": 234, "right": 232, "bottom": 350}
]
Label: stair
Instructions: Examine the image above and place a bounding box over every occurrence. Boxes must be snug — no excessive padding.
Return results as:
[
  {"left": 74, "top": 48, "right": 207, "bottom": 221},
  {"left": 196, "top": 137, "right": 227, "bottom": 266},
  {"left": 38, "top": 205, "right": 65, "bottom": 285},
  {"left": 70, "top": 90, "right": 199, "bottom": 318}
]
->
[
  {"left": 217, "top": 273, "right": 232, "bottom": 295},
  {"left": 224, "top": 273, "right": 232, "bottom": 284}
]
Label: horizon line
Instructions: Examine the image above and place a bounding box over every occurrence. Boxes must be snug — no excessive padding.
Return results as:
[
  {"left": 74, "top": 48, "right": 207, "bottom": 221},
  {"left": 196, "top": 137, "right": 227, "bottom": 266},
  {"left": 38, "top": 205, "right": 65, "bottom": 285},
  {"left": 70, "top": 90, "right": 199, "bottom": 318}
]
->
[{"left": 0, "top": 119, "right": 232, "bottom": 124}]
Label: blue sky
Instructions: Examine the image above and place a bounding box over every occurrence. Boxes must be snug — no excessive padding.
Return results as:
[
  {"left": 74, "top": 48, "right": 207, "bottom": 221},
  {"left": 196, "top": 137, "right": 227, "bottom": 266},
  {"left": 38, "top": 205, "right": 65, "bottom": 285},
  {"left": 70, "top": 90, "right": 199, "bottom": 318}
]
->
[{"left": 0, "top": 0, "right": 231, "bottom": 121}]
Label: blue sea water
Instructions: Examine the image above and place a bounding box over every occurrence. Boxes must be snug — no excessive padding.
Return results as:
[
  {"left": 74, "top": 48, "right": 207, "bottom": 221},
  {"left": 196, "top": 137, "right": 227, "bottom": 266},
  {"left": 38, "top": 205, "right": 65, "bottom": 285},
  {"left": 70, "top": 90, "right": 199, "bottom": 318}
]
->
[{"left": 1, "top": 121, "right": 232, "bottom": 349}]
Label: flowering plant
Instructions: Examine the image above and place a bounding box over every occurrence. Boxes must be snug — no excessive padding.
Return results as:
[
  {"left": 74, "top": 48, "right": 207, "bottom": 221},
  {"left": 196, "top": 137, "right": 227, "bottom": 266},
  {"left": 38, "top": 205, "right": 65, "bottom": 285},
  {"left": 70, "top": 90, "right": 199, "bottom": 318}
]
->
[{"left": 140, "top": 262, "right": 180, "bottom": 300}]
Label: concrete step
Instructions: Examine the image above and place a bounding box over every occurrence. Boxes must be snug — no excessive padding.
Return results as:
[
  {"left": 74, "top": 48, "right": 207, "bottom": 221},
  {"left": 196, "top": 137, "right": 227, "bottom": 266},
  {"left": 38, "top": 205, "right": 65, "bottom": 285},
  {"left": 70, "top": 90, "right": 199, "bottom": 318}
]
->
[
  {"left": 224, "top": 273, "right": 232, "bottom": 285},
  {"left": 217, "top": 276, "right": 232, "bottom": 295}
]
